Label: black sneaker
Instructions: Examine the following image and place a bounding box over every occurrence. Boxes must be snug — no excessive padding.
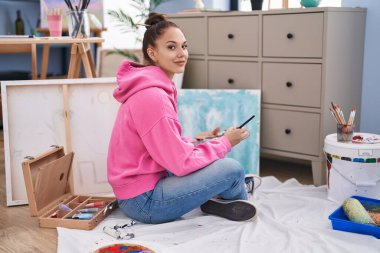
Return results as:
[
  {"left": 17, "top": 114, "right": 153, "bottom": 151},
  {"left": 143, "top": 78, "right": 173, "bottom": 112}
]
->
[
  {"left": 245, "top": 174, "right": 262, "bottom": 195},
  {"left": 245, "top": 174, "right": 255, "bottom": 195},
  {"left": 200, "top": 199, "right": 257, "bottom": 222}
]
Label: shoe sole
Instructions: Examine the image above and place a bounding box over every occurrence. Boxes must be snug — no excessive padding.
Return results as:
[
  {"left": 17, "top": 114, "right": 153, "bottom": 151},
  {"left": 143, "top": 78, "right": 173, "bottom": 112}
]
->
[{"left": 201, "top": 199, "right": 257, "bottom": 222}]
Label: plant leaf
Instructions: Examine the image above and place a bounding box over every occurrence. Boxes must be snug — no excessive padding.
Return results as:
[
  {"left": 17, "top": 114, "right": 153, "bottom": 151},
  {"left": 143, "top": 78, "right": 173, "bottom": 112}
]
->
[{"left": 107, "top": 49, "right": 141, "bottom": 63}]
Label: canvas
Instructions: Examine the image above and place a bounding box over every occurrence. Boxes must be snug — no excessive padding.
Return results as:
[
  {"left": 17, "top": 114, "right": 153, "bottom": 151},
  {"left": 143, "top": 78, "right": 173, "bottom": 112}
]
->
[
  {"left": 2, "top": 78, "right": 117, "bottom": 206},
  {"left": 177, "top": 89, "right": 261, "bottom": 175}
]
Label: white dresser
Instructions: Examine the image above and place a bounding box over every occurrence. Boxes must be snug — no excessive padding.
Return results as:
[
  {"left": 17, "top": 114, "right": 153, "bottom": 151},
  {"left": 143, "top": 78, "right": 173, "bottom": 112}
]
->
[{"left": 169, "top": 8, "right": 367, "bottom": 185}]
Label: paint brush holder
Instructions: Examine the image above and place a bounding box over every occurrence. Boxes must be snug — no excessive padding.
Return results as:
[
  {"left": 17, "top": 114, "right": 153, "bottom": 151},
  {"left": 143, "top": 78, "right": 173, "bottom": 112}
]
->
[
  {"left": 337, "top": 124, "right": 354, "bottom": 142},
  {"left": 68, "top": 10, "right": 90, "bottom": 38}
]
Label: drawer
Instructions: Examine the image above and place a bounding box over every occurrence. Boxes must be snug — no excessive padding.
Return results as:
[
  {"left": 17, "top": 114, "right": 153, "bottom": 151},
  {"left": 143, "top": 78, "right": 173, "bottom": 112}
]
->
[
  {"left": 170, "top": 17, "right": 206, "bottom": 55},
  {"left": 208, "top": 16, "right": 259, "bottom": 57},
  {"left": 209, "top": 61, "right": 259, "bottom": 89},
  {"left": 263, "top": 13, "right": 324, "bottom": 58},
  {"left": 183, "top": 59, "right": 207, "bottom": 89},
  {"left": 262, "top": 63, "right": 322, "bottom": 107},
  {"left": 261, "top": 109, "right": 320, "bottom": 156}
]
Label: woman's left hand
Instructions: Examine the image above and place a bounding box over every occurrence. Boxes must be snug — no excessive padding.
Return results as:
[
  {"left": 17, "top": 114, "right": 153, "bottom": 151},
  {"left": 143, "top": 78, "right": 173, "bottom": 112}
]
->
[{"left": 195, "top": 127, "right": 221, "bottom": 140}]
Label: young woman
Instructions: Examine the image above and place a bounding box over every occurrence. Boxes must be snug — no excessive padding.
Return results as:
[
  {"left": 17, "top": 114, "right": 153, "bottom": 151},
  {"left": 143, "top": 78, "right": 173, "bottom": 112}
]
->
[{"left": 107, "top": 13, "right": 257, "bottom": 224}]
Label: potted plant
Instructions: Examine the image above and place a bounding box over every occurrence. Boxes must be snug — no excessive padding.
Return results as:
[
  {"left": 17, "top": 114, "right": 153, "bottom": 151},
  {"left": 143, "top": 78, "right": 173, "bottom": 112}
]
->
[{"left": 107, "top": 0, "right": 172, "bottom": 62}]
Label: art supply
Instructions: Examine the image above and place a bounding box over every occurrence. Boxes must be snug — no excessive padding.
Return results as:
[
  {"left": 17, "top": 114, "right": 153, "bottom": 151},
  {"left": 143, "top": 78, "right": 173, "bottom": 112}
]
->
[
  {"left": 342, "top": 198, "right": 375, "bottom": 225},
  {"left": 352, "top": 135, "right": 380, "bottom": 144},
  {"left": 94, "top": 243, "right": 156, "bottom": 253},
  {"left": 102, "top": 220, "right": 136, "bottom": 240},
  {"left": 50, "top": 211, "right": 58, "bottom": 218},
  {"left": 208, "top": 114, "right": 256, "bottom": 138},
  {"left": 238, "top": 115, "right": 255, "bottom": 129},
  {"left": 59, "top": 203, "right": 72, "bottom": 211},
  {"left": 64, "top": 0, "right": 92, "bottom": 37},
  {"left": 103, "top": 226, "right": 135, "bottom": 240},
  {"left": 337, "top": 124, "right": 354, "bottom": 142},
  {"left": 85, "top": 201, "right": 104, "bottom": 207},
  {"left": 71, "top": 213, "right": 94, "bottom": 220},
  {"left": 47, "top": 9, "right": 62, "bottom": 37},
  {"left": 330, "top": 102, "right": 356, "bottom": 142},
  {"left": 79, "top": 208, "right": 99, "bottom": 213}
]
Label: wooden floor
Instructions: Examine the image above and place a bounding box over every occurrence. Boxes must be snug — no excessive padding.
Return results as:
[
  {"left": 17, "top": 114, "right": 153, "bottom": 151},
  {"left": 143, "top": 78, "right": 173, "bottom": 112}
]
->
[{"left": 0, "top": 130, "right": 313, "bottom": 252}]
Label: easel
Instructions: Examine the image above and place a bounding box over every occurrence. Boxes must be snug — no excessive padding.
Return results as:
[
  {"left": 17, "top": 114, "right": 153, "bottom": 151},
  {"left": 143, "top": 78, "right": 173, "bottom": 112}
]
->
[
  {"left": 0, "top": 37, "right": 103, "bottom": 80},
  {"left": 67, "top": 41, "right": 96, "bottom": 78}
]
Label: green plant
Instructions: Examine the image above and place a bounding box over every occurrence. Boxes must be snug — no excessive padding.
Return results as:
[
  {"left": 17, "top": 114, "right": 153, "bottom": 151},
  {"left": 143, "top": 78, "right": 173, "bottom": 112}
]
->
[{"left": 107, "top": 0, "right": 172, "bottom": 62}]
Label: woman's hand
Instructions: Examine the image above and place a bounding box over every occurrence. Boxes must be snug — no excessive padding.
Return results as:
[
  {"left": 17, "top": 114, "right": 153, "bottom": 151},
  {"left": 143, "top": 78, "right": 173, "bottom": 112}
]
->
[
  {"left": 224, "top": 127, "right": 250, "bottom": 147},
  {"left": 195, "top": 127, "right": 221, "bottom": 140}
]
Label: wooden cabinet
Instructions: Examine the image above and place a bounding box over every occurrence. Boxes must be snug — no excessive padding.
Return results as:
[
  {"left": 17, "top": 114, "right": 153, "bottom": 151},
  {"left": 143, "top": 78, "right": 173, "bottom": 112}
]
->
[
  {"left": 208, "top": 16, "right": 259, "bottom": 57},
  {"left": 262, "top": 13, "right": 324, "bottom": 58},
  {"left": 262, "top": 63, "right": 322, "bottom": 107},
  {"left": 169, "top": 8, "right": 367, "bottom": 185}
]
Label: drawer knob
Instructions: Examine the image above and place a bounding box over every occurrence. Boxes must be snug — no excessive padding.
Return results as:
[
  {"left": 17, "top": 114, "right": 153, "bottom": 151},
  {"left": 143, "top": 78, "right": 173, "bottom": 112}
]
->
[
  {"left": 286, "top": 81, "right": 293, "bottom": 87},
  {"left": 287, "top": 33, "right": 294, "bottom": 39},
  {"left": 228, "top": 78, "right": 234, "bottom": 84},
  {"left": 285, "top": 129, "right": 292, "bottom": 134},
  {"left": 227, "top": 33, "right": 234, "bottom": 39}
]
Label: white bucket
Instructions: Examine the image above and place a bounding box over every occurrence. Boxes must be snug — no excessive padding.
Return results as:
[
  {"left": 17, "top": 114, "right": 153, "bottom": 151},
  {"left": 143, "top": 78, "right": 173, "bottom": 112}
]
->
[{"left": 324, "top": 133, "right": 380, "bottom": 203}]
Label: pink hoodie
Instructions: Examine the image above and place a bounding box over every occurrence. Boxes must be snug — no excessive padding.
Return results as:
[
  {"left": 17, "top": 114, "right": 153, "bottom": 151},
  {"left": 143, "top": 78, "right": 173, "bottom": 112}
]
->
[{"left": 107, "top": 61, "right": 232, "bottom": 199}]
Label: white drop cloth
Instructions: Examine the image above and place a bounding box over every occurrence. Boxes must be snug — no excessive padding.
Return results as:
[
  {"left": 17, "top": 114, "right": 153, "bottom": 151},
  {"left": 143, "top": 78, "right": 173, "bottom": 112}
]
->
[{"left": 57, "top": 176, "right": 380, "bottom": 253}]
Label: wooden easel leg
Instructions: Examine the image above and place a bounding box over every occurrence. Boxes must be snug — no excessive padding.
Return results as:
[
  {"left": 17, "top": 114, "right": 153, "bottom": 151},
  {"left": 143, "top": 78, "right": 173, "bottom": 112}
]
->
[
  {"left": 31, "top": 44, "right": 37, "bottom": 80},
  {"left": 78, "top": 43, "right": 93, "bottom": 78},
  {"left": 74, "top": 54, "right": 82, "bottom": 78},
  {"left": 86, "top": 46, "right": 97, "bottom": 77},
  {"left": 62, "top": 84, "right": 72, "bottom": 153},
  {"left": 40, "top": 44, "right": 50, "bottom": 79},
  {"left": 68, "top": 44, "right": 78, "bottom": 79}
]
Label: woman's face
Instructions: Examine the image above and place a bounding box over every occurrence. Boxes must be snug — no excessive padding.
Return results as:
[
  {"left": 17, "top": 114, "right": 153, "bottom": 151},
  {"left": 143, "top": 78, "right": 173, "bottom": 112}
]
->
[{"left": 147, "top": 27, "right": 188, "bottom": 79}]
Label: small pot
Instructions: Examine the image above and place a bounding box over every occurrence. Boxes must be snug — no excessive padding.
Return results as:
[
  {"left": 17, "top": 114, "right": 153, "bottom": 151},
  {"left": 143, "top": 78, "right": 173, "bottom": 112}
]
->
[
  {"left": 250, "top": 0, "right": 264, "bottom": 10},
  {"left": 300, "top": 0, "right": 320, "bottom": 8}
]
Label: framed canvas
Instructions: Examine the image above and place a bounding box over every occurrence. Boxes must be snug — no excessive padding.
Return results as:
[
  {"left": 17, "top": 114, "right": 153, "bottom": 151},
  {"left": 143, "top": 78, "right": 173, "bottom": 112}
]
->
[
  {"left": 1, "top": 78, "right": 117, "bottom": 206},
  {"left": 178, "top": 89, "right": 261, "bottom": 175}
]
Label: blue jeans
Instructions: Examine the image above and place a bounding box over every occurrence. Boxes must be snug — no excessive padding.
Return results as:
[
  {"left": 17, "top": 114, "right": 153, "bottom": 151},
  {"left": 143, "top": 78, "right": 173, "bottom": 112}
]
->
[{"left": 118, "top": 158, "right": 247, "bottom": 224}]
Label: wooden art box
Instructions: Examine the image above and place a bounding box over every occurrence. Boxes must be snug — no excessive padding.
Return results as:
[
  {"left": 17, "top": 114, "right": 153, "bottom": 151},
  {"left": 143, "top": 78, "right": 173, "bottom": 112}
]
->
[{"left": 22, "top": 146, "right": 116, "bottom": 230}]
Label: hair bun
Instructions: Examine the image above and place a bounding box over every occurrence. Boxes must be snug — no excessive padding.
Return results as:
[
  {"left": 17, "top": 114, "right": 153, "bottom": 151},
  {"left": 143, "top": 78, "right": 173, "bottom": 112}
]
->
[{"left": 145, "top": 12, "right": 167, "bottom": 26}]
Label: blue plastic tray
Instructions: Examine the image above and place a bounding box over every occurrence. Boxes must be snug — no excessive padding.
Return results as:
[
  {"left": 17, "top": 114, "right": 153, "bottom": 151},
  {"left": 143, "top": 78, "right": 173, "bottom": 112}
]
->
[{"left": 329, "top": 195, "right": 380, "bottom": 238}]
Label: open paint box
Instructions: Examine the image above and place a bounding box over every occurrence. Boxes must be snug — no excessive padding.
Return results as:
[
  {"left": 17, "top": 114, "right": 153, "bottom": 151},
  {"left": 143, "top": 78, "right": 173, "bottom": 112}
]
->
[{"left": 22, "top": 146, "right": 116, "bottom": 230}]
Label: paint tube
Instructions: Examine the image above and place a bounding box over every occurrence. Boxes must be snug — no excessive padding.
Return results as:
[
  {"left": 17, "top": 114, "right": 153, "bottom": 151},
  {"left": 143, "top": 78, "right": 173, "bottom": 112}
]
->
[
  {"left": 71, "top": 213, "right": 93, "bottom": 220},
  {"left": 59, "top": 203, "right": 72, "bottom": 211},
  {"left": 85, "top": 201, "right": 105, "bottom": 207},
  {"left": 79, "top": 208, "right": 99, "bottom": 213}
]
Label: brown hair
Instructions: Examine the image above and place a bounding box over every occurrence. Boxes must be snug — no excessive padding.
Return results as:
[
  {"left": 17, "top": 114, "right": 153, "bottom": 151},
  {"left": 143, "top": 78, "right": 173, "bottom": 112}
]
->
[{"left": 142, "top": 12, "right": 179, "bottom": 65}]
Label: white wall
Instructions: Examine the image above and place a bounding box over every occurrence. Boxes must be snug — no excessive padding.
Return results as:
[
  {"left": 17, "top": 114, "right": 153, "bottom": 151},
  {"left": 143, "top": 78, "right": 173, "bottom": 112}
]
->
[{"left": 342, "top": 0, "right": 380, "bottom": 134}]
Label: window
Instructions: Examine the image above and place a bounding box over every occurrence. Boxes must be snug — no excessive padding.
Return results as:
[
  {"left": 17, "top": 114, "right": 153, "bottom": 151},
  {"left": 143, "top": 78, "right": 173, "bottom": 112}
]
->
[
  {"left": 240, "top": 0, "right": 341, "bottom": 11},
  {"left": 102, "top": 0, "right": 147, "bottom": 50}
]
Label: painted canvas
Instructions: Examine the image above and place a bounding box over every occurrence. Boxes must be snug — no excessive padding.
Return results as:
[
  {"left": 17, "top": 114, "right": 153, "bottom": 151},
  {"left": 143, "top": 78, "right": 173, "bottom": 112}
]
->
[
  {"left": 40, "top": 0, "right": 103, "bottom": 28},
  {"left": 177, "top": 89, "right": 261, "bottom": 175}
]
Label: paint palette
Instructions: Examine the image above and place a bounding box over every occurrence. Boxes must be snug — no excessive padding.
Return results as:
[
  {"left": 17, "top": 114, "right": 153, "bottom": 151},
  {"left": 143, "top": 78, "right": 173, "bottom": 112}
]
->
[{"left": 93, "top": 243, "right": 156, "bottom": 253}]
